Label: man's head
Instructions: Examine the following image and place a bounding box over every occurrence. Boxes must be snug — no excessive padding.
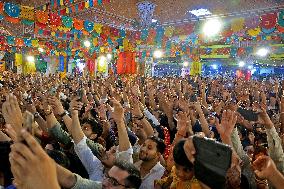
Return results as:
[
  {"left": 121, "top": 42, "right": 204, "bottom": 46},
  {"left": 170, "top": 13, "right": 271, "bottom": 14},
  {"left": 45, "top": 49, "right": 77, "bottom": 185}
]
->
[
  {"left": 102, "top": 160, "right": 141, "bottom": 189},
  {"left": 81, "top": 118, "right": 102, "bottom": 140},
  {"left": 139, "top": 136, "right": 165, "bottom": 162},
  {"left": 173, "top": 140, "right": 194, "bottom": 181}
]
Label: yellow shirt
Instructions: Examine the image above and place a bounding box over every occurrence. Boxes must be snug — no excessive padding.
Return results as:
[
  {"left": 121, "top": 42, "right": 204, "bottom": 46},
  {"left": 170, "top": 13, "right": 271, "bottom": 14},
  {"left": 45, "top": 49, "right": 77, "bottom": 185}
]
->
[{"left": 155, "top": 166, "right": 202, "bottom": 189}]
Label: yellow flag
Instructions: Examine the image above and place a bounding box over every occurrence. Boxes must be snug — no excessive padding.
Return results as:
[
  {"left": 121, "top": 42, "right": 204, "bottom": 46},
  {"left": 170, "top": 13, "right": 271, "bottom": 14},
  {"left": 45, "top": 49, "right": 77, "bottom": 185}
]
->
[
  {"left": 190, "top": 62, "right": 202, "bottom": 76},
  {"left": 85, "top": 1, "right": 90, "bottom": 8},
  {"left": 15, "top": 53, "right": 23, "bottom": 66}
]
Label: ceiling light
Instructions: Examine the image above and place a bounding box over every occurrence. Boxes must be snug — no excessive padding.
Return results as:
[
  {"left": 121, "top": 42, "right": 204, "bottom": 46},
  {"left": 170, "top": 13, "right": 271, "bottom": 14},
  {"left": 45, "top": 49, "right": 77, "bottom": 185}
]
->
[
  {"left": 183, "top": 61, "right": 189, "bottom": 67},
  {"left": 212, "top": 64, "right": 218, "bottom": 69},
  {"left": 239, "top": 61, "right": 245, "bottom": 67},
  {"left": 84, "top": 40, "right": 91, "bottom": 48},
  {"left": 153, "top": 50, "right": 163, "bottom": 59},
  {"left": 203, "top": 18, "right": 222, "bottom": 37},
  {"left": 189, "top": 8, "right": 212, "bottom": 17},
  {"left": 26, "top": 56, "right": 35, "bottom": 63},
  {"left": 256, "top": 48, "right": 269, "bottom": 57}
]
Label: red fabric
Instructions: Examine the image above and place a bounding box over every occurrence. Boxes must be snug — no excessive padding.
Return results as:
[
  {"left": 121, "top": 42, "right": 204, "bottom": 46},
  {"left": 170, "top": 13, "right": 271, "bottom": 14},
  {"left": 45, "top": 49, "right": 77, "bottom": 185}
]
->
[
  {"left": 245, "top": 70, "right": 251, "bottom": 81},
  {"left": 260, "top": 12, "right": 277, "bottom": 30},
  {"left": 116, "top": 52, "right": 137, "bottom": 74}
]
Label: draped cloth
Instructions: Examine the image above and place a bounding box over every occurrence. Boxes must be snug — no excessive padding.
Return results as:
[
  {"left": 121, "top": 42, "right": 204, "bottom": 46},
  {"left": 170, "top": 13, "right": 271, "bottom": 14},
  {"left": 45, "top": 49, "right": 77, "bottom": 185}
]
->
[{"left": 116, "top": 52, "right": 137, "bottom": 75}]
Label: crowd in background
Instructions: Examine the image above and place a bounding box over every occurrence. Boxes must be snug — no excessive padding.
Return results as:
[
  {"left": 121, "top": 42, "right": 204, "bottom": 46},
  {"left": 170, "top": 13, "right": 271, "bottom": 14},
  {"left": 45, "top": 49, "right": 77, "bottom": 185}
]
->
[{"left": 0, "top": 71, "right": 284, "bottom": 189}]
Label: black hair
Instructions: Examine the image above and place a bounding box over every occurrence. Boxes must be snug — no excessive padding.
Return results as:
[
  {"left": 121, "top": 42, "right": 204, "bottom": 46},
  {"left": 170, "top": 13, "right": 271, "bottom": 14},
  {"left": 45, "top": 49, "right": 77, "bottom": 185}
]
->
[
  {"left": 114, "top": 160, "right": 141, "bottom": 189},
  {"left": 173, "top": 139, "right": 194, "bottom": 170},
  {"left": 0, "top": 141, "right": 13, "bottom": 187},
  {"left": 147, "top": 135, "right": 166, "bottom": 154},
  {"left": 47, "top": 149, "right": 70, "bottom": 168},
  {"left": 82, "top": 118, "right": 103, "bottom": 137}
]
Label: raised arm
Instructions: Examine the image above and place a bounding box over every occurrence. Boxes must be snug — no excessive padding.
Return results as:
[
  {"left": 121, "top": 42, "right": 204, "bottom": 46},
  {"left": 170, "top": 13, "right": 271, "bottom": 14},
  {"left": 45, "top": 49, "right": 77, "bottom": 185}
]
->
[{"left": 111, "top": 98, "right": 131, "bottom": 152}]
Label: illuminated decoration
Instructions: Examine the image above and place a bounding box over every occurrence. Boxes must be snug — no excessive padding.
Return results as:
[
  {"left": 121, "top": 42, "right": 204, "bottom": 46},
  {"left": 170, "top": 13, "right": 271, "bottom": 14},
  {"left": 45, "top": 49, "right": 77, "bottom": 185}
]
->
[
  {"left": 137, "top": 1, "right": 156, "bottom": 28},
  {"left": 239, "top": 61, "right": 245, "bottom": 67},
  {"left": 248, "top": 65, "right": 253, "bottom": 69},
  {"left": 188, "top": 8, "right": 211, "bottom": 17},
  {"left": 153, "top": 50, "right": 163, "bottom": 58},
  {"left": 203, "top": 18, "right": 222, "bottom": 37},
  {"left": 26, "top": 55, "right": 35, "bottom": 62},
  {"left": 256, "top": 48, "right": 269, "bottom": 57},
  {"left": 84, "top": 40, "right": 91, "bottom": 48}
]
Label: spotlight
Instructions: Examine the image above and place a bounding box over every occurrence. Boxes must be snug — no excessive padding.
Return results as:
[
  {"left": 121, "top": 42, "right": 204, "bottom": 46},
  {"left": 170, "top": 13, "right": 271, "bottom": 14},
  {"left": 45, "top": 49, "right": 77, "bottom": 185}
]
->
[
  {"left": 256, "top": 48, "right": 269, "bottom": 57},
  {"left": 27, "top": 56, "right": 35, "bottom": 63},
  {"left": 107, "top": 53, "right": 112, "bottom": 60},
  {"left": 239, "top": 61, "right": 245, "bottom": 67},
  {"left": 183, "top": 61, "right": 189, "bottom": 67},
  {"left": 84, "top": 40, "right": 91, "bottom": 48},
  {"left": 203, "top": 19, "right": 222, "bottom": 37},
  {"left": 153, "top": 50, "right": 163, "bottom": 59}
]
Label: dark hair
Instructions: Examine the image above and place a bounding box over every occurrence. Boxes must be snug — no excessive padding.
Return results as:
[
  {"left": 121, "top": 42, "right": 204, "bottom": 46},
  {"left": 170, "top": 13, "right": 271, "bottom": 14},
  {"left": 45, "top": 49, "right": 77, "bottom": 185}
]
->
[
  {"left": 47, "top": 149, "right": 70, "bottom": 168},
  {"left": 0, "top": 141, "right": 13, "bottom": 187},
  {"left": 82, "top": 118, "right": 103, "bottom": 137},
  {"left": 173, "top": 139, "right": 194, "bottom": 170},
  {"left": 114, "top": 160, "right": 141, "bottom": 189},
  {"left": 148, "top": 135, "right": 166, "bottom": 154}
]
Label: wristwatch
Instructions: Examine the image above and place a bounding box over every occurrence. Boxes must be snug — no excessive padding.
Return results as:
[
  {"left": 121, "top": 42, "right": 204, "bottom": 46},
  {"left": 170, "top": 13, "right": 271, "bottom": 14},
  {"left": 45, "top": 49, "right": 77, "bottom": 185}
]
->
[
  {"left": 34, "top": 112, "right": 40, "bottom": 119},
  {"left": 59, "top": 110, "right": 69, "bottom": 118}
]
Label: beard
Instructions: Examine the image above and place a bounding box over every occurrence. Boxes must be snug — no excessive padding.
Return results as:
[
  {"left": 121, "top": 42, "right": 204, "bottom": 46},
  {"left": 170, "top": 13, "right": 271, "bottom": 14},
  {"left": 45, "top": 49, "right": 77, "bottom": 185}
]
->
[{"left": 139, "top": 151, "right": 155, "bottom": 161}]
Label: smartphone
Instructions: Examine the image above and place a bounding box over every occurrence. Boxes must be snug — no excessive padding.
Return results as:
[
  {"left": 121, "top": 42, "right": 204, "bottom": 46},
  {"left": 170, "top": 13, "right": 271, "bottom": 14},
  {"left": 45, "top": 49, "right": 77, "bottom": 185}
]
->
[
  {"left": 76, "top": 89, "right": 83, "bottom": 101},
  {"left": 20, "top": 111, "right": 35, "bottom": 145},
  {"left": 237, "top": 107, "right": 259, "bottom": 121},
  {"left": 193, "top": 136, "right": 232, "bottom": 189},
  {"left": 49, "top": 88, "right": 57, "bottom": 96},
  {"left": 23, "top": 111, "right": 34, "bottom": 135},
  {"left": 190, "top": 94, "right": 198, "bottom": 102}
]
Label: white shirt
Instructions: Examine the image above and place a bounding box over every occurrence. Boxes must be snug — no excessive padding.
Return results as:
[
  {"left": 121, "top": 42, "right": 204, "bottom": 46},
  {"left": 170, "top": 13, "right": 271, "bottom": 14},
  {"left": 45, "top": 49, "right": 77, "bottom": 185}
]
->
[
  {"left": 135, "top": 161, "right": 165, "bottom": 189},
  {"left": 74, "top": 136, "right": 133, "bottom": 181}
]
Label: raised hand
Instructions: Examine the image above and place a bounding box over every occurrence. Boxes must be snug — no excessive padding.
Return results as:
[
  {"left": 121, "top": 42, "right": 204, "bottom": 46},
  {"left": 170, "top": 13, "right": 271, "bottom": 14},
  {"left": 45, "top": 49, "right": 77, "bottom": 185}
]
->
[
  {"left": 111, "top": 98, "right": 125, "bottom": 124},
  {"left": 10, "top": 130, "right": 60, "bottom": 189},
  {"left": 216, "top": 110, "right": 237, "bottom": 140},
  {"left": 2, "top": 94, "right": 23, "bottom": 137},
  {"left": 253, "top": 155, "right": 278, "bottom": 179},
  {"left": 130, "top": 97, "right": 143, "bottom": 118},
  {"left": 258, "top": 104, "right": 274, "bottom": 129},
  {"left": 48, "top": 96, "right": 65, "bottom": 115}
]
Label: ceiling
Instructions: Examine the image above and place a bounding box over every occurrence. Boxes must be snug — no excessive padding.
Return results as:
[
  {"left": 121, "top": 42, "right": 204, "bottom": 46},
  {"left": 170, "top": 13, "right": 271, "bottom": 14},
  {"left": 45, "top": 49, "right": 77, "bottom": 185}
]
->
[
  {"left": 1, "top": 0, "right": 284, "bottom": 35},
  {"left": 22, "top": 0, "right": 284, "bottom": 22}
]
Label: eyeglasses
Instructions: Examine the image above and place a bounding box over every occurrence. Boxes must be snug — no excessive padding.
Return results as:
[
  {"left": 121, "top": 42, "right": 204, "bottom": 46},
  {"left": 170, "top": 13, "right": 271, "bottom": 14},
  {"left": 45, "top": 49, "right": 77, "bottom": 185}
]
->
[{"left": 104, "top": 172, "right": 126, "bottom": 187}]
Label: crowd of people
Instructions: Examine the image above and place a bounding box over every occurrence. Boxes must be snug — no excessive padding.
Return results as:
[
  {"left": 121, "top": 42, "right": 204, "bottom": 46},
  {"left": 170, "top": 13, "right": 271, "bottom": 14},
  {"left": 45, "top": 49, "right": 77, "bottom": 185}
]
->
[{"left": 0, "top": 71, "right": 283, "bottom": 189}]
